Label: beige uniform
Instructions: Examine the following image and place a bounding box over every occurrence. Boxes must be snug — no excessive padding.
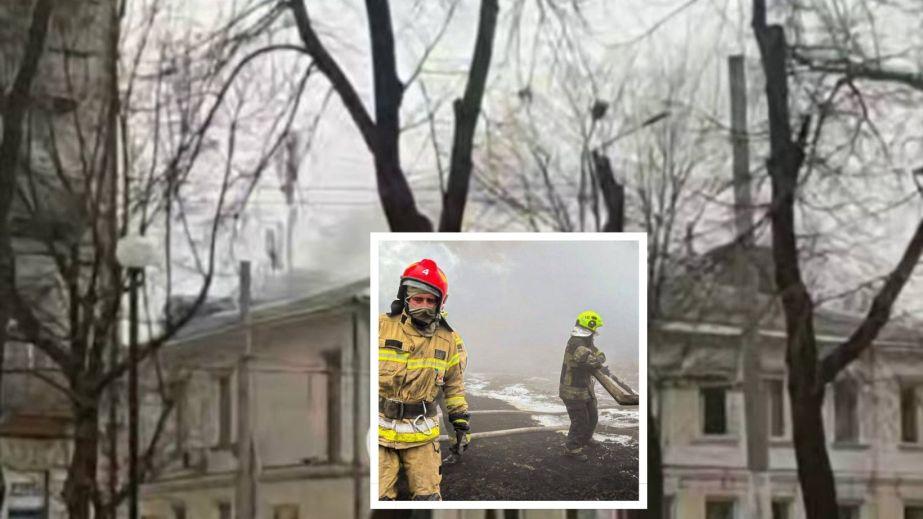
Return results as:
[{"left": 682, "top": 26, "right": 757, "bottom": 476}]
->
[{"left": 378, "top": 312, "right": 468, "bottom": 499}]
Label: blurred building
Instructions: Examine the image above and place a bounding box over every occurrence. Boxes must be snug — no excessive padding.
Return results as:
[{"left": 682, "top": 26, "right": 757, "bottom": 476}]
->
[
  {"left": 138, "top": 272, "right": 369, "bottom": 519},
  {"left": 1, "top": 0, "right": 117, "bottom": 517},
  {"left": 652, "top": 245, "right": 923, "bottom": 519}
]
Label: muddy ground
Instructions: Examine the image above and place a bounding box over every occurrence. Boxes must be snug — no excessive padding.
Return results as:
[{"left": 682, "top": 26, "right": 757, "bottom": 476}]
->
[{"left": 394, "top": 394, "right": 639, "bottom": 501}]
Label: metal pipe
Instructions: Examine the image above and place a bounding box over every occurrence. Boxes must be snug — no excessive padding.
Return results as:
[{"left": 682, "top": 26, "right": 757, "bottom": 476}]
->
[
  {"left": 128, "top": 266, "right": 140, "bottom": 519},
  {"left": 468, "top": 410, "right": 570, "bottom": 415}
]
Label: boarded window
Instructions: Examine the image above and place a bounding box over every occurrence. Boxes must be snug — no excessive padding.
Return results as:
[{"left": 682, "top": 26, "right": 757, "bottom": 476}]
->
[
  {"left": 217, "top": 374, "right": 232, "bottom": 447},
  {"left": 834, "top": 377, "right": 859, "bottom": 443},
  {"left": 772, "top": 499, "right": 790, "bottom": 519},
  {"left": 767, "top": 379, "right": 785, "bottom": 437},
  {"left": 901, "top": 386, "right": 919, "bottom": 443},
  {"left": 171, "top": 382, "right": 187, "bottom": 454},
  {"left": 273, "top": 504, "right": 299, "bottom": 519},
  {"left": 905, "top": 506, "right": 923, "bottom": 519},
  {"left": 702, "top": 386, "right": 729, "bottom": 435},
  {"left": 706, "top": 499, "right": 735, "bottom": 519}
]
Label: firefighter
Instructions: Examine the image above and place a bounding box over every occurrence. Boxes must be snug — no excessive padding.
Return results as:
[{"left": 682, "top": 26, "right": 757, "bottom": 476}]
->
[
  {"left": 558, "top": 310, "right": 608, "bottom": 462},
  {"left": 378, "top": 259, "right": 470, "bottom": 500}
]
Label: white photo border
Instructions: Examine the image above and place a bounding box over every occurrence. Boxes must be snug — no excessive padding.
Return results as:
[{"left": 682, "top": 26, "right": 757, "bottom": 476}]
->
[{"left": 369, "top": 232, "right": 648, "bottom": 510}]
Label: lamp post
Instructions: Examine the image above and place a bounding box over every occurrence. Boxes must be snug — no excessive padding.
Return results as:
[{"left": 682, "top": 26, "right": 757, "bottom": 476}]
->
[{"left": 116, "top": 233, "right": 158, "bottom": 519}]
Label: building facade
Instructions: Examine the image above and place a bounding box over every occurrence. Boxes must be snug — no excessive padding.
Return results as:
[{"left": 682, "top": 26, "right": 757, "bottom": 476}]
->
[
  {"left": 652, "top": 247, "right": 923, "bottom": 519},
  {"left": 138, "top": 275, "right": 370, "bottom": 519}
]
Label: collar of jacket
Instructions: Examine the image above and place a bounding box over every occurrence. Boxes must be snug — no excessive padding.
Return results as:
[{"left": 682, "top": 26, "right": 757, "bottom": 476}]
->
[
  {"left": 571, "top": 325, "right": 595, "bottom": 338},
  {"left": 401, "top": 310, "right": 438, "bottom": 338}
]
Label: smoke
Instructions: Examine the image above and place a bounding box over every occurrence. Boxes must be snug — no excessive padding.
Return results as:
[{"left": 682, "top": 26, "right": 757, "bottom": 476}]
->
[{"left": 376, "top": 240, "right": 642, "bottom": 379}]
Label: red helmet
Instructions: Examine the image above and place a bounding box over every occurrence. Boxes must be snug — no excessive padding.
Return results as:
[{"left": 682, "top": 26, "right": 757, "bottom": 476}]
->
[{"left": 401, "top": 258, "right": 448, "bottom": 301}]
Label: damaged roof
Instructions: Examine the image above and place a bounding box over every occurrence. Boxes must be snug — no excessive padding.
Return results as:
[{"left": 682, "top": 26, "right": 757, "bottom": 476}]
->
[{"left": 168, "top": 272, "right": 369, "bottom": 343}]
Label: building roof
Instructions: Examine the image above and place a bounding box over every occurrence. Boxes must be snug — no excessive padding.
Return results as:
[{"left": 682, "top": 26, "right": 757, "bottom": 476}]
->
[
  {"left": 168, "top": 272, "right": 369, "bottom": 344},
  {"left": 656, "top": 242, "right": 923, "bottom": 345}
]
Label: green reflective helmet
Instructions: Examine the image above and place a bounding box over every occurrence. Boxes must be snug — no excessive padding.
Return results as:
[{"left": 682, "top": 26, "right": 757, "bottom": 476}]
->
[{"left": 576, "top": 310, "right": 603, "bottom": 332}]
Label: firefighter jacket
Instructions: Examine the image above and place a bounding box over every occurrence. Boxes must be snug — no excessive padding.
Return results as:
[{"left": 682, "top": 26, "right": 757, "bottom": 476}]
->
[
  {"left": 452, "top": 331, "right": 468, "bottom": 373},
  {"left": 379, "top": 312, "right": 468, "bottom": 449},
  {"left": 559, "top": 334, "right": 605, "bottom": 401}
]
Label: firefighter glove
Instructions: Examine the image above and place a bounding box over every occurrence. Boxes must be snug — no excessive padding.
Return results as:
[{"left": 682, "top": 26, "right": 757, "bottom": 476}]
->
[{"left": 449, "top": 415, "right": 471, "bottom": 455}]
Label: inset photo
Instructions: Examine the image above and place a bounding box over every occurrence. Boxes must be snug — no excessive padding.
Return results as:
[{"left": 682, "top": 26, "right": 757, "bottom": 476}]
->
[{"left": 370, "top": 233, "right": 647, "bottom": 509}]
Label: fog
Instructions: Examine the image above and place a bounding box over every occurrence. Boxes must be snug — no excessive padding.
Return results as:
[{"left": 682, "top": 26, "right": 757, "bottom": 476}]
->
[{"left": 377, "top": 239, "right": 640, "bottom": 387}]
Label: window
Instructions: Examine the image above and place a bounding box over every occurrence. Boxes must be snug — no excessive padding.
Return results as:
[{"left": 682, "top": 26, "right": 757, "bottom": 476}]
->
[
  {"left": 217, "top": 501, "right": 232, "bottom": 519},
  {"left": 9, "top": 511, "right": 44, "bottom": 519},
  {"left": 901, "top": 385, "right": 919, "bottom": 443},
  {"left": 838, "top": 504, "right": 860, "bottom": 519},
  {"left": 663, "top": 495, "right": 675, "bottom": 519},
  {"left": 767, "top": 379, "right": 785, "bottom": 437},
  {"left": 273, "top": 504, "right": 299, "bottom": 519},
  {"left": 706, "top": 498, "right": 736, "bottom": 519},
  {"left": 217, "top": 374, "right": 232, "bottom": 448},
  {"left": 171, "top": 503, "right": 186, "bottom": 519},
  {"left": 906, "top": 506, "right": 923, "bottom": 519},
  {"left": 772, "top": 499, "right": 791, "bottom": 519},
  {"left": 701, "top": 386, "right": 729, "bottom": 435},
  {"left": 834, "top": 377, "right": 859, "bottom": 443}
]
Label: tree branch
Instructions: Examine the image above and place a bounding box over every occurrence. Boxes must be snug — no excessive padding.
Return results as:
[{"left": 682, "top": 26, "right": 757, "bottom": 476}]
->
[
  {"left": 792, "top": 50, "right": 923, "bottom": 92},
  {"left": 818, "top": 217, "right": 923, "bottom": 384},
  {"left": 438, "top": 0, "right": 499, "bottom": 232},
  {"left": 288, "top": 0, "right": 376, "bottom": 151}
]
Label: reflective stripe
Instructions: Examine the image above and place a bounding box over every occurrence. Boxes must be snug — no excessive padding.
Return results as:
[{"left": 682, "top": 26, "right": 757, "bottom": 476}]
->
[
  {"left": 378, "top": 416, "right": 441, "bottom": 443},
  {"left": 445, "top": 395, "right": 467, "bottom": 408},
  {"left": 378, "top": 349, "right": 409, "bottom": 363},
  {"left": 378, "top": 426, "right": 441, "bottom": 443},
  {"left": 454, "top": 333, "right": 463, "bottom": 346},
  {"left": 379, "top": 349, "right": 452, "bottom": 371},
  {"left": 447, "top": 353, "right": 461, "bottom": 367},
  {"left": 407, "top": 358, "right": 448, "bottom": 370}
]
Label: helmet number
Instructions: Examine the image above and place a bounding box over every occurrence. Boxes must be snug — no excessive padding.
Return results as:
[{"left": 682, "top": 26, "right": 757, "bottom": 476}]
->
[{"left": 422, "top": 268, "right": 430, "bottom": 275}]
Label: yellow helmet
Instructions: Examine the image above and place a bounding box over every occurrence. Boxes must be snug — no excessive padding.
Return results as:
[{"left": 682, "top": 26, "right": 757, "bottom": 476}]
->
[{"left": 576, "top": 310, "right": 603, "bottom": 332}]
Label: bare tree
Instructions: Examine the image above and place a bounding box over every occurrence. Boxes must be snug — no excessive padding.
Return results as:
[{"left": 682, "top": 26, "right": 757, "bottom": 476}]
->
[
  {"left": 0, "top": 1, "right": 55, "bottom": 512},
  {"left": 1, "top": 1, "right": 310, "bottom": 516},
  {"left": 288, "top": 0, "right": 499, "bottom": 232},
  {"left": 752, "top": 1, "right": 923, "bottom": 516}
]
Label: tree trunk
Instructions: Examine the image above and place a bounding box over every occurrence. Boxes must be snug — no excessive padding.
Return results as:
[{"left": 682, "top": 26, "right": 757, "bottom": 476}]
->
[
  {"left": 64, "top": 402, "right": 100, "bottom": 519},
  {"left": 365, "top": 0, "right": 433, "bottom": 232},
  {"left": 645, "top": 400, "right": 663, "bottom": 518},
  {"left": 0, "top": 464, "right": 5, "bottom": 516},
  {"left": 753, "top": 2, "right": 839, "bottom": 516},
  {"left": 790, "top": 385, "right": 838, "bottom": 518},
  {"left": 592, "top": 150, "right": 625, "bottom": 233}
]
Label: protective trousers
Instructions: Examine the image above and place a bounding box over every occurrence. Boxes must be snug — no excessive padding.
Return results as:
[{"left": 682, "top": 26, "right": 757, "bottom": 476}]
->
[
  {"left": 378, "top": 442, "right": 442, "bottom": 500},
  {"left": 563, "top": 397, "right": 598, "bottom": 452}
]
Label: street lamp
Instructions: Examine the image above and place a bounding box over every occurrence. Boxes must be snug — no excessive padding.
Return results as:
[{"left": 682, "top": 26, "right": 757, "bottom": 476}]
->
[{"left": 116, "top": 233, "right": 158, "bottom": 519}]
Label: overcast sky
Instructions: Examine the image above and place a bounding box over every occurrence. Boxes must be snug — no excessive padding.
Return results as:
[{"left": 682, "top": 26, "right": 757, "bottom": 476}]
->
[
  {"left": 377, "top": 239, "right": 641, "bottom": 382},
  {"left": 131, "top": 0, "right": 923, "bottom": 317}
]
